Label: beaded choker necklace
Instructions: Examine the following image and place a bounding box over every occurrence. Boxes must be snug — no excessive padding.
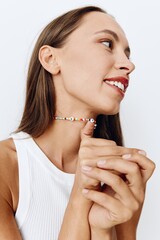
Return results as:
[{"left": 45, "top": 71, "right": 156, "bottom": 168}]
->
[{"left": 53, "top": 116, "right": 97, "bottom": 128}]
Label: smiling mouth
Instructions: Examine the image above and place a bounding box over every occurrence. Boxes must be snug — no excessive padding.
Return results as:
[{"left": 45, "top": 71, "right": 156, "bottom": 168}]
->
[{"left": 104, "top": 77, "right": 129, "bottom": 93}]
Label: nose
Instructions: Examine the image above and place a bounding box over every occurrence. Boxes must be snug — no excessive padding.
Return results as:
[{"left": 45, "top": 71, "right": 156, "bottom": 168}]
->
[{"left": 114, "top": 55, "right": 135, "bottom": 75}]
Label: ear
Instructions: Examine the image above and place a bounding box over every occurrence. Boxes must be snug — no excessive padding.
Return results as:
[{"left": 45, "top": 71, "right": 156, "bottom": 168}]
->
[{"left": 38, "top": 45, "right": 60, "bottom": 75}]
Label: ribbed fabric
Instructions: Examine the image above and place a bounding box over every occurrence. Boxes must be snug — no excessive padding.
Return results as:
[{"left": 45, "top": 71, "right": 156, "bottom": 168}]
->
[{"left": 11, "top": 132, "right": 75, "bottom": 240}]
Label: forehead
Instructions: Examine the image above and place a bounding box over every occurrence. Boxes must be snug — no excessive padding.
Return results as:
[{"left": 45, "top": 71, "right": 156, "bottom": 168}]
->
[{"left": 71, "top": 11, "right": 128, "bottom": 43}]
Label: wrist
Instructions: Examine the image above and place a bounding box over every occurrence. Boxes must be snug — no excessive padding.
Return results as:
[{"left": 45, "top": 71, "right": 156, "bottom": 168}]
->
[
  {"left": 115, "top": 205, "right": 142, "bottom": 240},
  {"left": 91, "top": 226, "right": 113, "bottom": 240},
  {"left": 58, "top": 185, "right": 92, "bottom": 240},
  {"left": 116, "top": 224, "right": 137, "bottom": 240},
  {"left": 69, "top": 184, "right": 93, "bottom": 211}
]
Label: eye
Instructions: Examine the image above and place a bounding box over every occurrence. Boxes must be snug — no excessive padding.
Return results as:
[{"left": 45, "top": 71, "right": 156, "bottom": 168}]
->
[{"left": 101, "top": 39, "right": 113, "bottom": 49}]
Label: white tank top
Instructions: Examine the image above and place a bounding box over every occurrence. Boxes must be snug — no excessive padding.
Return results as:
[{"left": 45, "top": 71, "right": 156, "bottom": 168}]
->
[{"left": 11, "top": 132, "right": 75, "bottom": 240}]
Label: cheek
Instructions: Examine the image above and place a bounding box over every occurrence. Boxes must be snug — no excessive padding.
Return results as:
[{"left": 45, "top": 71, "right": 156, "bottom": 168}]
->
[
  {"left": 59, "top": 46, "right": 116, "bottom": 113},
  {"left": 60, "top": 49, "right": 93, "bottom": 93},
  {"left": 61, "top": 47, "right": 113, "bottom": 89}
]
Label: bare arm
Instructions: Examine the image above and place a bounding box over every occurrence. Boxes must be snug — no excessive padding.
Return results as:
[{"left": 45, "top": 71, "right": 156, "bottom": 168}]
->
[
  {"left": 58, "top": 185, "right": 92, "bottom": 240},
  {"left": 0, "top": 195, "right": 22, "bottom": 240},
  {"left": 0, "top": 140, "right": 22, "bottom": 239},
  {"left": 91, "top": 227, "right": 115, "bottom": 240}
]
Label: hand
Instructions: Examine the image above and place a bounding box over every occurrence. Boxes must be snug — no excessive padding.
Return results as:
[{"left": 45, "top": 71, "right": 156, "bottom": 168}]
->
[
  {"left": 70, "top": 120, "right": 137, "bottom": 207},
  {"left": 82, "top": 158, "right": 141, "bottom": 230},
  {"left": 75, "top": 120, "right": 144, "bottom": 211},
  {"left": 81, "top": 151, "right": 155, "bottom": 235},
  {"left": 115, "top": 152, "right": 155, "bottom": 239},
  {"left": 78, "top": 132, "right": 140, "bottom": 191}
]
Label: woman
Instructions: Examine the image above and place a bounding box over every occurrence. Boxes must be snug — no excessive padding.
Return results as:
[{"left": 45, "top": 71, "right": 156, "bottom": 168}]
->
[{"left": 0, "top": 6, "right": 155, "bottom": 240}]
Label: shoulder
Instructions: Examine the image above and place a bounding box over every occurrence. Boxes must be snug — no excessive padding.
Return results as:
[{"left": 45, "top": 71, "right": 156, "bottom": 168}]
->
[
  {"left": 0, "top": 138, "right": 18, "bottom": 178},
  {"left": 0, "top": 138, "right": 18, "bottom": 212},
  {"left": 0, "top": 139, "right": 22, "bottom": 238},
  {"left": 0, "top": 137, "right": 17, "bottom": 160}
]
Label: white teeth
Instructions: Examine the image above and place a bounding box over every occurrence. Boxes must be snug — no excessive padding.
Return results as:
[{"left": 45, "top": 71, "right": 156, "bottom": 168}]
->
[
  {"left": 118, "top": 82, "right": 121, "bottom": 88},
  {"left": 121, "top": 83, "right": 125, "bottom": 91},
  {"left": 105, "top": 80, "right": 125, "bottom": 92},
  {"left": 115, "top": 81, "right": 119, "bottom": 87}
]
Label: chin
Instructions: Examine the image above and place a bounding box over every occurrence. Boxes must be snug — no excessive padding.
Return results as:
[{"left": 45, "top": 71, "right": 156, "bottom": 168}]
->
[
  {"left": 91, "top": 95, "right": 121, "bottom": 115},
  {"left": 96, "top": 103, "right": 120, "bottom": 116},
  {"left": 108, "top": 107, "right": 120, "bottom": 115}
]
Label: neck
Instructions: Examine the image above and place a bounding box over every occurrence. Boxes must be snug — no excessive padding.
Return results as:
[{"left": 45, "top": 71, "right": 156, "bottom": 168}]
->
[{"left": 34, "top": 118, "right": 94, "bottom": 173}]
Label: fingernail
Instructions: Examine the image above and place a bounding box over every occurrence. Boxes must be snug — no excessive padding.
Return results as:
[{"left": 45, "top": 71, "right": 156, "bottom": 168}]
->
[
  {"left": 122, "top": 154, "right": 131, "bottom": 159},
  {"left": 82, "top": 189, "right": 89, "bottom": 194},
  {"left": 97, "top": 160, "right": 106, "bottom": 166},
  {"left": 81, "top": 165, "right": 92, "bottom": 171},
  {"left": 138, "top": 150, "right": 146, "bottom": 156}
]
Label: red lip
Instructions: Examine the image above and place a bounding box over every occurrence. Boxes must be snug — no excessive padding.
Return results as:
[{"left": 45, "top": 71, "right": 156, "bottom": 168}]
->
[{"left": 104, "top": 77, "right": 129, "bottom": 91}]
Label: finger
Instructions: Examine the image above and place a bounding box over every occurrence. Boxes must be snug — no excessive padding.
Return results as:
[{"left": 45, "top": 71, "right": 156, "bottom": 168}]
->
[
  {"left": 80, "top": 144, "right": 141, "bottom": 159},
  {"left": 81, "top": 154, "right": 142, "bottom": 179},
  {"left": 97, "top": 158, "right": 143, "bottom": 188},
  {"left": 97, "top": 158, "right": 144, "bottom": 201},
  {"left": 96, "top": 146, "right": 140, "bottom": 157},
  {"left": 82, "top": 189, "right": 137, "bottom": 223},
  {"left": 122, "top": 152, "right": 156, "bottom": 182},
  {"left": 81, "top": 119, "right": 95, "bottom": 140},
  {"left": 79, "top": 167, "right": 101, "bottom": 190},
  {"left": 81, "top": 167, "right": 135, "bottom": 205},
  {"left": 82, "top": 189, "right": 121, "bottom": 212},
  {"left": 80, "top": 156, "right": 124, "bottom": 177},
  {"left": 82, "top": 138, "right": 117, "bottom": 147}
]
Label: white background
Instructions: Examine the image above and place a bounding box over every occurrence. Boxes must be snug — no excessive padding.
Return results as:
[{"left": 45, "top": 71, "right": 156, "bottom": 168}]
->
[{"left": 0, "top": 0, "right": 159, "bottom": 239}]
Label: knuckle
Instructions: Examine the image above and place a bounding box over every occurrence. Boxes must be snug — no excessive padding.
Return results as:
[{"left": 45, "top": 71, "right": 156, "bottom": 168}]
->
[
  {"left": 91, "top": 180, "right": 100, "bottom": 188},
  {"left": 145, "top": 160, "right": 156, "bottom": 179},
  {"left": 132, "top": 200, "right": 140, "bottom": 212},
  {"left": 80, "top": 176, "right": 93, "bottom": 189},
  {"left": 79, "top": 169, "right": 100, "bottom": 189},
  {"left": 150, "top": 161, "right": 156, "bottom": 172},
  {"left": 79, "top": 147, "right": 88, "bottom": 158},
  {"left": 132, "top": 148, "right": 140, "bottom": 153},
  {"left": 123, "top": 209, "right": 133, "bottom": 222},
  {"left": 112, "top": 176, "right": 122, "bottom": 186},
  {"left": 79, "top": 146, "right": 93, "bottom": 158},
  {"left": 81, "top": 138, "right": 92, "bottom": 146},
  {"left": 79, "top": 159, "right": 88, "bottom": 167},
  {"left": 131, "top": 164, "right": 139, "bottom": 174},
  {"left": 107, "top": 140, "right": 117, "bottom": 146},
  {"left": 114, "top": 146, "right": 123, "bottom": 155}
]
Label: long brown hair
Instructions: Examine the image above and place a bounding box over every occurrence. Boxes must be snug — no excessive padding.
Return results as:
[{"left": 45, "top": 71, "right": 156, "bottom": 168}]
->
[{"left": 17, "top": 6, "right": 124, "bottom": 146}]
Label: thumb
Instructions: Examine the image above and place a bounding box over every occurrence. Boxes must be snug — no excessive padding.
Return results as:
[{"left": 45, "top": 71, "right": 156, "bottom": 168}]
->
[{"left": 81, "top": 119, "right": 96, "bottom": 140}]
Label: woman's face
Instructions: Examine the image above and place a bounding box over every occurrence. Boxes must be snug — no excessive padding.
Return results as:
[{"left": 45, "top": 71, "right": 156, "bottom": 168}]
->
[{"left": 56, "top": 11, "right": 135, "bottom": 116}]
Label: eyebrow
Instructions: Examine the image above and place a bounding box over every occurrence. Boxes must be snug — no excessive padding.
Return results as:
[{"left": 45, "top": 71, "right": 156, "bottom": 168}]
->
[
  {"left": 94, "top": 29, "right": 131, "bottom": 56},
  {"left": 94, "top": 29, "right": 119, "bottom": 41}
]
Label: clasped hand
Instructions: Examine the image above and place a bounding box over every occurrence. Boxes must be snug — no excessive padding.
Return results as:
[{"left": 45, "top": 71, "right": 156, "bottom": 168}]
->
[{"left": 75, "top": 121, "right": 155, "bottom": 235}]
